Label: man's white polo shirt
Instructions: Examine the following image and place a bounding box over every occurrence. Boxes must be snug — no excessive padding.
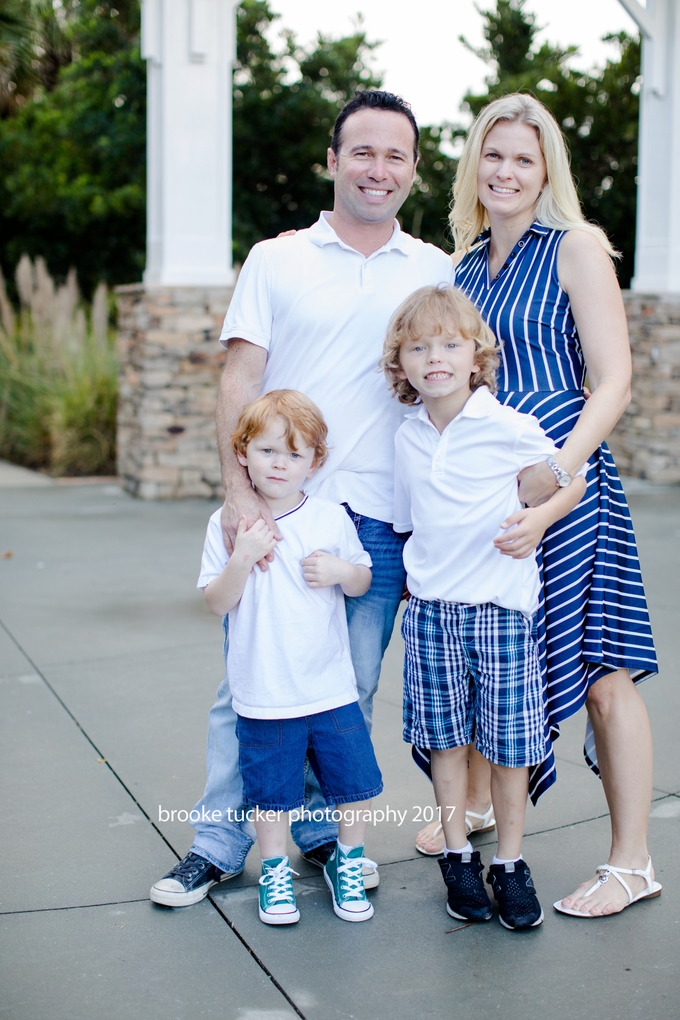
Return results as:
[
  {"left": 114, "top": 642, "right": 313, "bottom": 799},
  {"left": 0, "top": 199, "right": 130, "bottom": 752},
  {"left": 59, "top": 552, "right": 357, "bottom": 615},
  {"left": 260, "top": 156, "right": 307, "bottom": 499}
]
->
[
  {"left": 220, "top": 213, "right": 454, "bottom": 523},
  {"left": 393, "top": 386, "right": 574, "bottom": 617}
]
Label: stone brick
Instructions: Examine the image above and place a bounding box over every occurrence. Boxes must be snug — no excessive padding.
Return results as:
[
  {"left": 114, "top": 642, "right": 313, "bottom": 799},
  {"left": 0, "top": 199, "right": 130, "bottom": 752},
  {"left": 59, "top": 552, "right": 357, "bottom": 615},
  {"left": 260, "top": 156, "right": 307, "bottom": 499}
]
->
[{"left": 115, "top": 283, "right": 233, "bottom": 499}]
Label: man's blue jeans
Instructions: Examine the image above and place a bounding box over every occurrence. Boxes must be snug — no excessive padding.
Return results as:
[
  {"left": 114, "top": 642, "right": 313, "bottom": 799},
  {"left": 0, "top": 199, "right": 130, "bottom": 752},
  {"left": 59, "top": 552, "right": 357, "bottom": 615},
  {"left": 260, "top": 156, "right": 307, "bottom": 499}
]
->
[{"left": 189, "top": 508, "right": 407, "bottom": 873}]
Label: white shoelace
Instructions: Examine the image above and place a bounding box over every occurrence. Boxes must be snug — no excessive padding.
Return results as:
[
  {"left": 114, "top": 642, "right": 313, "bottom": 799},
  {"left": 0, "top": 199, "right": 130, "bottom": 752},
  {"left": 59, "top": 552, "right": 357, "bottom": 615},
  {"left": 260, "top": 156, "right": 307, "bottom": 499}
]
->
[
  {"left": 259, "top": 858, "right": 299, "bottom": 905},
  {"left": 336, "top": 856, "right": 378, "bottom": 900}
]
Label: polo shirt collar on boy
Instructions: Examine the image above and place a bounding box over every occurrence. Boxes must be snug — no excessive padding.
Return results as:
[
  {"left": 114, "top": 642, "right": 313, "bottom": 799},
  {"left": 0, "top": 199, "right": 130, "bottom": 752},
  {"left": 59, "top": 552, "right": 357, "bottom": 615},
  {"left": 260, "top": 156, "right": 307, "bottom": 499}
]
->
[
  {"left": 393, "top": 386, "right": 562, "bottom": 617},
  {"left": 220, "top": 212, "right": 455, "bottom": 524}
]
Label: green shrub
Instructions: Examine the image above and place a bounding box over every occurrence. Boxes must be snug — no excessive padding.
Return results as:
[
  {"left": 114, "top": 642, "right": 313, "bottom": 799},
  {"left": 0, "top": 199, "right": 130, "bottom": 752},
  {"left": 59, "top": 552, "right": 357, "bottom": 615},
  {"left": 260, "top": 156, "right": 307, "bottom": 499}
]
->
[{"left": 0, "top": 256, "right": 117, "bottom": 475}]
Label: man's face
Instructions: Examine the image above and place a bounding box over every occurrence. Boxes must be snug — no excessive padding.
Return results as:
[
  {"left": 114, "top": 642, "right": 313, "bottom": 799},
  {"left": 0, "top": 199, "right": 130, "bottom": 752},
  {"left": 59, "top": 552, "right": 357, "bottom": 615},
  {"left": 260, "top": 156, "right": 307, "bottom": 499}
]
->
[{"left": 327, "top": 109, "right": 418, "bottom": 227}]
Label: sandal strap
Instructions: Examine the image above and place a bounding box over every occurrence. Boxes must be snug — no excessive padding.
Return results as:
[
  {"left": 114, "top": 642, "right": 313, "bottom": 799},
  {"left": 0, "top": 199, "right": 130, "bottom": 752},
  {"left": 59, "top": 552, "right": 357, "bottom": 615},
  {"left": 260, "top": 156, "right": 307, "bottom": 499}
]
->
[{"left": 590, "top": 857, "right": 653, "bottom": 903}]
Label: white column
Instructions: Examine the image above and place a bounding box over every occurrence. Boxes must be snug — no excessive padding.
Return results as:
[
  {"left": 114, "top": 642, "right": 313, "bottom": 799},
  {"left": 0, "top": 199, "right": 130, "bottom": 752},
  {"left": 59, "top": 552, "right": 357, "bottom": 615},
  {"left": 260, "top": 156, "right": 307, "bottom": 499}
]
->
[
  {"left": 141, "top": 0, "right": 239, "bottom": 286},
  {"left": 618, "top": 0, "right": 680, "bottom": 292}
]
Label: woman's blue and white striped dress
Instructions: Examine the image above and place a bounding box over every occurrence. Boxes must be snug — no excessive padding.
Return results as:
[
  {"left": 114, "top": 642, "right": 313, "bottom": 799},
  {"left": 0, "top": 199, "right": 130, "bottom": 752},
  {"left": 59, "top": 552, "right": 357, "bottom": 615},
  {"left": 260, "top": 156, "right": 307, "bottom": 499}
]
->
[{"left": 452, "top": 222, "right": 657, "bottom": 802}]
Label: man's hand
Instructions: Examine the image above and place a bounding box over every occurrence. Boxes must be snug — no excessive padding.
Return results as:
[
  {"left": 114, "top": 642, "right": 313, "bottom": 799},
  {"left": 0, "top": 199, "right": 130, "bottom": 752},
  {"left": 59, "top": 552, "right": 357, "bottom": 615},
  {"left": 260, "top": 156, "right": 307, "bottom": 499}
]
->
[
  {"left": 301, "top": 551, "right": 371, "bottom": 597},
  {"left": 517, "top": 460, "right": 558, "bottom": 507},
  {"left": 493, "top": 507, "right": 550, "bottom": 559},
  {"left": 221, "top": 488, "right": 281, "bottom": 570},
  {"left": 232, "top": 516, "right": 279, "bottom": 566}
]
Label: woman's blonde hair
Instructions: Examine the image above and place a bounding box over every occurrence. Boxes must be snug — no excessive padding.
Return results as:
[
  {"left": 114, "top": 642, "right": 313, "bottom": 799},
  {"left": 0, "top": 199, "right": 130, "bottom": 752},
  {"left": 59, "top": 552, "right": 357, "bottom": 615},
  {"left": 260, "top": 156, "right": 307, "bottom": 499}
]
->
[
  {"left": 381, "top": 285, "right": 501, "bottom": 405},
  {"left": 231, "top": 389, "right": 329, "bottom": 467},
  {"left": 450, "top": 93, "right": 617, "bottom": 257}
]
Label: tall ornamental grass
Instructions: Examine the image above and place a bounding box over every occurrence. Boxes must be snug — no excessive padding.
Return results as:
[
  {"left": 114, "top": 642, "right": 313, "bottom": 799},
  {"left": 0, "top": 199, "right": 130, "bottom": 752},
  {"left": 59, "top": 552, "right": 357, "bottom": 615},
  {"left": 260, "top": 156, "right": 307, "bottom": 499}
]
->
[{"left": 0, "top": 256, "right": 118, "bottom": 476}]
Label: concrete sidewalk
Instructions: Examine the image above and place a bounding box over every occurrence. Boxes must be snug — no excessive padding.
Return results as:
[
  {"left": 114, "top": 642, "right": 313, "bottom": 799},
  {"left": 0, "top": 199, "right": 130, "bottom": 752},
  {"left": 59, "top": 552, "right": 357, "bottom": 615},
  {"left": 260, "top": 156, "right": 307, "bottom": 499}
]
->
[{"left": 0, "top": 479, "right": 678, "bottom": 1020}]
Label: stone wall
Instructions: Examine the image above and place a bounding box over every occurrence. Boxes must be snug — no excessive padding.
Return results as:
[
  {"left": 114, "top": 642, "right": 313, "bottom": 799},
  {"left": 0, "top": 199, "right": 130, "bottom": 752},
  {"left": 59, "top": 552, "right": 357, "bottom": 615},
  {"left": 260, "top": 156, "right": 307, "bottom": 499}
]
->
[
  {"left": 116, "top": 284, "right": 232, "bottom": 499},
  {"left": 115, "top": 285, "right": 680, "bottom": 498},
  {"left": 608, "top": 293, "right": 680, "bottom": 483}
]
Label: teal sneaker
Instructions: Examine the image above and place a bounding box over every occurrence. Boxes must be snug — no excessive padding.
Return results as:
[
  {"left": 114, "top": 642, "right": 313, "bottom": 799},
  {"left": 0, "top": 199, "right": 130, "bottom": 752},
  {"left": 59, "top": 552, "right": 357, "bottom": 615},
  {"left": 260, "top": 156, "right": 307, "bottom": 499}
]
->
[
  {"left": 323, "top": 844, "right": 376, "bottom": 922},
  {"left": 258, "top": 856, "right": 300, "bottom": 925}
]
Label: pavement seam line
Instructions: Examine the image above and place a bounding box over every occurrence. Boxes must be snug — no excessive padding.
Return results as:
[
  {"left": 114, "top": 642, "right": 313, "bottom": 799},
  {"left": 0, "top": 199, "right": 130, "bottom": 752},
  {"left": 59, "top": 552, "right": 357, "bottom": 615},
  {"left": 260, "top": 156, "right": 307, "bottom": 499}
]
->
[
  {"left": 207, "top": 894, "right": 307, "bottom": 1020},
  {"left": 0, "top": 898, "right": 150, "bottom": 916},
  {"left": 0, "top": 616, "right": 182, "bottom": 863},
  {"left": 1, "top": 615, "right": 308, "bottom": 1019}
]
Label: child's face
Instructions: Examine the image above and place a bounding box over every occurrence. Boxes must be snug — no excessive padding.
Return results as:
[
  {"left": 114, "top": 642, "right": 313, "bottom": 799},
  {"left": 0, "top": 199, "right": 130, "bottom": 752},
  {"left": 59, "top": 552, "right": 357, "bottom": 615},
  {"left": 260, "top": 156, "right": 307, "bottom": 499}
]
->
[
  {"left": 237, "top": 416, "right": 317, "bottom": 502},
  {"left": 397, "top": 332, "right": 480, "bottom": 403}
]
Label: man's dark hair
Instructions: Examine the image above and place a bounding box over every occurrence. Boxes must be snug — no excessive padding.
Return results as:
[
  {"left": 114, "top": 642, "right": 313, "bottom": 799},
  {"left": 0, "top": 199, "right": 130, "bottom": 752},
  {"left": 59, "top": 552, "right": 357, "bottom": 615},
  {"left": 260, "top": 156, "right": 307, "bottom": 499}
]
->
[{"left": 331, "top": 90, "right": 419, "bottom": 161}]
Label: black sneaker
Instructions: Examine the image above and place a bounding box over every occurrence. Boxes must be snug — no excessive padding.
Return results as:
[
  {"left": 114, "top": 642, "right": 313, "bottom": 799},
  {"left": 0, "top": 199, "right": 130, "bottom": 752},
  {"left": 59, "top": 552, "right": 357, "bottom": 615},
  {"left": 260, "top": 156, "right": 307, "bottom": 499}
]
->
[
  {"left": 301, "top": 840, "right": 379, "bottom": 889},
  {"left": 487, "top": 859, "right": 544, "bottom": 930},
  {"left": 438, "top": 850, "right": 493, "bottom": 922},
  {"left": 150, "top": 852, "right": 243, "bottom": 907}
]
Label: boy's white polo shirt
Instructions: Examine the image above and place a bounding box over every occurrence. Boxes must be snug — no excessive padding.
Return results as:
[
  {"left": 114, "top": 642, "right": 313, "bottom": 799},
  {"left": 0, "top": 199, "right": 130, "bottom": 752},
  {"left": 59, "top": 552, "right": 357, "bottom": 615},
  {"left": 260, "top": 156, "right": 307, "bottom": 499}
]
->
[
  {"left": 220, "top": 213, "right": 454, "bottom": 523},
  {"left": 393, "top": 386, "right": 577, "bottom": 618},
  {"left": 197, "top": 496, "right": 372, "bottom": 719}
]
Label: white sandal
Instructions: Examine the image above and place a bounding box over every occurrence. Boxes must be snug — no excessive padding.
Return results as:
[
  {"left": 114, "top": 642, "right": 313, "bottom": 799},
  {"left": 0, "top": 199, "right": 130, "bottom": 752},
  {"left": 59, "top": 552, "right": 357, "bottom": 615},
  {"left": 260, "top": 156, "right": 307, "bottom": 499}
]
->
[
  {"left": 553, "top": 856, "right": 662, "bottom": 917},
  {"left": 414, "top": 805, "right": 496, "bottom": 856},
  {"left": 465, "top": 804, "right": 496, "bottom": 835}
]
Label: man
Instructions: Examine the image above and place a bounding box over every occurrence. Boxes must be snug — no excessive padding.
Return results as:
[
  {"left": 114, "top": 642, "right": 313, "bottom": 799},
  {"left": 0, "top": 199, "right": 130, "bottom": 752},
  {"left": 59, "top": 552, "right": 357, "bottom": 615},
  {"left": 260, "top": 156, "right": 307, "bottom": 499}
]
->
[{"left": 151, "top": 90, "right": 454, "bottom": 907}]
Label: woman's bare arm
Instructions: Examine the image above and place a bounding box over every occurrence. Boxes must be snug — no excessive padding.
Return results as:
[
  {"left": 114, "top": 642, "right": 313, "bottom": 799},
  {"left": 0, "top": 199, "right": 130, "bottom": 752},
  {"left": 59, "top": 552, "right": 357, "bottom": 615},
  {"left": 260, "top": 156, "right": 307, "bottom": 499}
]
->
[{"left": 518, "top": 229, "right": 631, "bottom": 506}]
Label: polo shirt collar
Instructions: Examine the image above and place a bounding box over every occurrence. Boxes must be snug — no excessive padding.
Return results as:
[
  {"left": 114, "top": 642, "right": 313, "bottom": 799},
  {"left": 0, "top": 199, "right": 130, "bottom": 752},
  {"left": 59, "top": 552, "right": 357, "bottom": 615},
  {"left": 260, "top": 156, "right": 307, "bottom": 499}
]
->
[
  {"left": 404, "top": 386, "right": 497, "bottom": 425},
  {"left": 309, "top": 211, "right": 410, "bottom": 255}
]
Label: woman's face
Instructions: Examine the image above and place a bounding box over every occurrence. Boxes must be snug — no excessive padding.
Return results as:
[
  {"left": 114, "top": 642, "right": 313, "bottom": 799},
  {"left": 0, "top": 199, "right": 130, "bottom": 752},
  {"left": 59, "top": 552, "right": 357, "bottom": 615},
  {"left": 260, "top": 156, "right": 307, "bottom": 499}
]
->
[{"left": 477, "top": 120, "right": 547, "bottom": 224}]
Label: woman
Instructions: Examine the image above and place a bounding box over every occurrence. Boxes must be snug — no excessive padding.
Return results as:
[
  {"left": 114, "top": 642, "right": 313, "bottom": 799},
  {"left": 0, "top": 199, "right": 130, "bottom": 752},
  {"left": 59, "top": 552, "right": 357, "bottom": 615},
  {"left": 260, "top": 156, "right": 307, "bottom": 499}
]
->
[{"left": 415, "top": 93, "right": 659, "bottom": 917}]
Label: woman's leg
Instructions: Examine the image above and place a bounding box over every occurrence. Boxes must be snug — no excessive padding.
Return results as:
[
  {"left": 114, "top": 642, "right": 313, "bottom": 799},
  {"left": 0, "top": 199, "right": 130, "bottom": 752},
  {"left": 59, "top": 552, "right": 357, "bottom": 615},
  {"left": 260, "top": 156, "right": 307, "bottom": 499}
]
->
[
  {"left": 416, "top": 746, "right": 492, "bottom": 853},
  {"left": 558, "top": 668, "right": 655, "bottom": 915}
]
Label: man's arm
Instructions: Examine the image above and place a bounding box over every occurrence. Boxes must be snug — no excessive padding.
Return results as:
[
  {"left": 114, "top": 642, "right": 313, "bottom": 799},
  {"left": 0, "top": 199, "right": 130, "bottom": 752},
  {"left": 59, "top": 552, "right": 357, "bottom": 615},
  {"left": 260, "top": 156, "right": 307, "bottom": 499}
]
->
[{"left": 216, "top": 339, "right": 279, "bottom": 560}]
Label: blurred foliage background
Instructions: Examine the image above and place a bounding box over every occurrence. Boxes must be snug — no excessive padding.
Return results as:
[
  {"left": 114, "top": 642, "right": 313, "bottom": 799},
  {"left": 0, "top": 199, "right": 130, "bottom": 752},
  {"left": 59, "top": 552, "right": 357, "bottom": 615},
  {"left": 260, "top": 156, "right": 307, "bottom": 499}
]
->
[
  {"left": 1, "top": 0, "right": 641, "bottom": 293},
  {"left": 0, "top": 0, "right": 642, "bottom": 474}
]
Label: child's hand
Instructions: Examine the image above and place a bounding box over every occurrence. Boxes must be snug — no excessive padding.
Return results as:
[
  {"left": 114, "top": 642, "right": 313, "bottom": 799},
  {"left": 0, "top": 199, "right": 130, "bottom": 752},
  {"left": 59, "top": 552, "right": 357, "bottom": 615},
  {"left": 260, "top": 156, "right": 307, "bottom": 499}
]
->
[
  {"left": 493, "top": 507, "right": 549, "bottom": 559},
  {"left": 232, "top": 516, "right": 279, "bottom": 566},
  {"left": 300, "top": 550, "right": 348, "bottom": 588}
]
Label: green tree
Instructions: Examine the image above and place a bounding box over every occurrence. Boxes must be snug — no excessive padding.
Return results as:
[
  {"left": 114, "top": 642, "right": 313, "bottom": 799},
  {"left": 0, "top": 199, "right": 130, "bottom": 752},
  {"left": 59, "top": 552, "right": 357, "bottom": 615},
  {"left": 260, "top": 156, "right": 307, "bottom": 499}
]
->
[
  {"left": 0, "top": 0, "right": 145, "bottom": 293},
  {"left": 0, "top": 0, "right": 459, "bottom": 287},
  {"left": 233, "top": 0, "right": 458, "bottom": 257},
  {"left": 462, "top": 0, "right": 640, "bottom": 285}
]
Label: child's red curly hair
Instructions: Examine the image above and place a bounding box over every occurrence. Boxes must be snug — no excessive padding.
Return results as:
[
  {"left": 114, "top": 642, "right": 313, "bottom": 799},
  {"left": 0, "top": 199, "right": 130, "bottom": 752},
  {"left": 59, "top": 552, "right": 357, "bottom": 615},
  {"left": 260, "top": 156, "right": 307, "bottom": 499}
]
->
[{"left": 231, "top": 389, "right": 330, "bottom": 467}]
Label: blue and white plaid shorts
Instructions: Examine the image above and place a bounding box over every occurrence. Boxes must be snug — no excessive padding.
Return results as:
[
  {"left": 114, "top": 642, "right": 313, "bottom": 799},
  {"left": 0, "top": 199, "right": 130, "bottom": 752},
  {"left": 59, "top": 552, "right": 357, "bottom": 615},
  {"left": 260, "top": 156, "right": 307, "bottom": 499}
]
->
[{"left": 402, "top": 598, "right": 548, "bottom": 769}]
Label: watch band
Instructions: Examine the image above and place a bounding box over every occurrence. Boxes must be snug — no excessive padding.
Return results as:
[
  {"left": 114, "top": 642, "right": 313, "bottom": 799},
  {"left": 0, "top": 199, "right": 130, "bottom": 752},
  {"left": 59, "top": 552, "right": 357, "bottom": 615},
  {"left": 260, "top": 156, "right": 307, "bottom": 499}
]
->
[{"left": 547, "top": 456, "right": 572, "bottom": 487}]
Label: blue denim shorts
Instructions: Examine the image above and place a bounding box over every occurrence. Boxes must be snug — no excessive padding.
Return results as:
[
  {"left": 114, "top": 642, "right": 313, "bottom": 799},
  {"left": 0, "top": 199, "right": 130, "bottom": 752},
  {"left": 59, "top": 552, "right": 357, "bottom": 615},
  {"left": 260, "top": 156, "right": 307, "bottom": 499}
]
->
[
  {"left": 236, "top": 702, "right": 383, "bottom": 812},
  {"left": 402, "top": 598, "right": 548, "bottom": 769}
]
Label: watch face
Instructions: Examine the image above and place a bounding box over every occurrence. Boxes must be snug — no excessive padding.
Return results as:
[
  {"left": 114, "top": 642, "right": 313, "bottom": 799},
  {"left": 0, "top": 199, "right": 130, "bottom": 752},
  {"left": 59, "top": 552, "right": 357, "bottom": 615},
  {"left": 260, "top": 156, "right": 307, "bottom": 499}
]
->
[{"left": 558, "top": 476, "right": 571, "bottom": 487}]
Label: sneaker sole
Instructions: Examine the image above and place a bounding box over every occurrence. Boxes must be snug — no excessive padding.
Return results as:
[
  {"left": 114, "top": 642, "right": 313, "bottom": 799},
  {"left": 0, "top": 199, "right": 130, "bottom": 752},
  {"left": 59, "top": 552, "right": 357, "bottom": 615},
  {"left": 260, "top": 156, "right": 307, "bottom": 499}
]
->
[
  {"left": 499, "top": 909, "right": 544, "bottom": 930},
  {"left": 324, "top": 869, "right": 374, "bottom": 922},
  {"left": 446, "top": 902, "right": 492, "bottom": 923},
  {"left": 149, "top": 868, "right": 244, "bottom": 907},
  {"left": 362, "top": 867, "right": 379, "bottom": 890},
  {"left": 258, "top": 906, "right": 300, "bottom": 925}
]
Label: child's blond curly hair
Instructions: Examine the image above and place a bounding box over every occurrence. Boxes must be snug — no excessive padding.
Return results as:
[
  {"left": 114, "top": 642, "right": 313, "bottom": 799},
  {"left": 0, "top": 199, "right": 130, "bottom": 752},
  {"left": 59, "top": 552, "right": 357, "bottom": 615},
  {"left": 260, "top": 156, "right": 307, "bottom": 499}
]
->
[
  {"left": 381, "top": 285, "right": 501, "bottom": 405},
  {"left": 231, "top": 389, "right": 329, "bottom": 467}
]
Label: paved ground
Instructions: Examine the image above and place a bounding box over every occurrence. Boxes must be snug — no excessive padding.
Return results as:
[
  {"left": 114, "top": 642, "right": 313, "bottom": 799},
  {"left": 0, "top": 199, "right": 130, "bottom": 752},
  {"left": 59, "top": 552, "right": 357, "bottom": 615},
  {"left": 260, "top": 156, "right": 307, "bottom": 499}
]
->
[{"left": 0, "top": 477, "right": 678, "bottom": 1020}]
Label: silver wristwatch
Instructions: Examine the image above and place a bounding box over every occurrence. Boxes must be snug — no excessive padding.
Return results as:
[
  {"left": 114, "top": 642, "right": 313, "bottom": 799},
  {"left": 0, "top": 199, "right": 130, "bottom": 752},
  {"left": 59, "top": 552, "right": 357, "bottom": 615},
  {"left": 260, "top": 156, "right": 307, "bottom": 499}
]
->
[{"left": 547, "top": 456, "right": 572, "bottom": 487}]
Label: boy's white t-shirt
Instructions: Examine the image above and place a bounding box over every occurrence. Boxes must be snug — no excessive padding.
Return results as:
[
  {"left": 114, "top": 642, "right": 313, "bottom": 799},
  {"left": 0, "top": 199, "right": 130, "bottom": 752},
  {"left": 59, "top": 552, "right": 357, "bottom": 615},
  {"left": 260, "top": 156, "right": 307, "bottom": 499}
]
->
[
  {"left": 393, "top": 386, "right": 586, "bottom": 618},
  {"left": 198, "top": 495, "right": 372, "bottom": 719}
]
